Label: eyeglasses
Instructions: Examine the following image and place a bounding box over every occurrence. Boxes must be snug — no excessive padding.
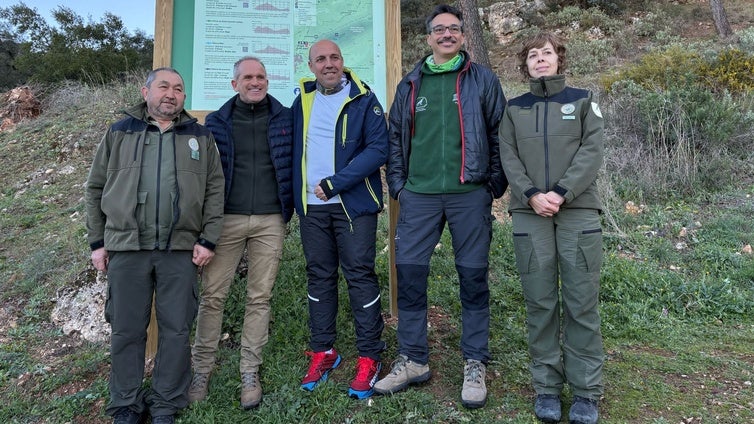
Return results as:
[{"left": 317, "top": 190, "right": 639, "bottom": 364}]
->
[{"left": 430, "top": 24, "right": 462, "bottom": 35}]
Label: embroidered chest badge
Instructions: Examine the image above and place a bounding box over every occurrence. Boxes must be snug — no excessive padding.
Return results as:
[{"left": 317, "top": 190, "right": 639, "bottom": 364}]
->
[
  {"left": 416, "top": 96, "right": 428, "bottom": 112},
  {"left": 561, "top": 103, "right": 576, "bottom": 120},
  {"left": 189, "top": 138, "right": 200, "bottom": 160}
]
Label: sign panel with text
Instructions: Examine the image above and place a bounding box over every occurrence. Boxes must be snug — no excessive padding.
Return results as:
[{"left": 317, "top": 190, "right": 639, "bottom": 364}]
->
[{"left": 172, "top": 0, "right": 387, "bottom": 110}]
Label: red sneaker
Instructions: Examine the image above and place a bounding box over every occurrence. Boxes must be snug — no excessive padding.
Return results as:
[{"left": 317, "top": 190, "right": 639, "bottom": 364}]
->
[
  {"left": 348, "top": 356, "right": 381, "bottom": 399},
  {"left": 301, "top": 349, "right": 341, "bottom": 391}
]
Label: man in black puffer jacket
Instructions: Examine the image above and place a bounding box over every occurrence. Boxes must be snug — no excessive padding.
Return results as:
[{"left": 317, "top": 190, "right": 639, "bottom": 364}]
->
[{"left": 189, "top": 56, "right": 293, "bottom": 410}]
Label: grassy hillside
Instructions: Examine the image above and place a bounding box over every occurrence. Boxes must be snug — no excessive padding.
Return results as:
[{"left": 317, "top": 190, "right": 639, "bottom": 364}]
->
[{"left": 1, "top": 2, "right": 754, "bottom": 423}]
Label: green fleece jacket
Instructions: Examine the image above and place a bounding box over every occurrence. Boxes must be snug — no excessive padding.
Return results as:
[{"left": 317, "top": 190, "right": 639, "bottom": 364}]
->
[
  {"left": 85, "top": 103, "right": 225, "bottom": 252},
  {"left": 499, "top": 75, "right": 604, "bottom": 212}
]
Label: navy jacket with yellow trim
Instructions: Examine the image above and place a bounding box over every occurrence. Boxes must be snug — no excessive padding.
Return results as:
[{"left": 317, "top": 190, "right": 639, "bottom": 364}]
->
[{"left": 291, "top": 68, "right": 388, "bottom": 220}]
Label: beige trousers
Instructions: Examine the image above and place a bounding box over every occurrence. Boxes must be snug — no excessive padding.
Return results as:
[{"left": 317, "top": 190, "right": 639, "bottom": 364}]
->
[{"left": 192, "top": 213, "right": 285, "bottom": 374}]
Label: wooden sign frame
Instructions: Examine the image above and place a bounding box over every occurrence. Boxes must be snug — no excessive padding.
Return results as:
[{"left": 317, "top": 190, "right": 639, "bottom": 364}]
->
[{"left": 145, "top": 0, "right": 401, "bottom": 359}]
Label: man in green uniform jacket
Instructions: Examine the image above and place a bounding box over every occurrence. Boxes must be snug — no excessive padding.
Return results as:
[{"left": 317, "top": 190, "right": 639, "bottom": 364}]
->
[{"left": 85, "top": 67, "right": 224, "bottom": 424}]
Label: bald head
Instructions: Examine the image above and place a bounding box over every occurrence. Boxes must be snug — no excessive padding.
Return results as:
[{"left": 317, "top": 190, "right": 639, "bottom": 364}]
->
[{"left": 308, "top": 40, "right": 345, "bottom": 89}]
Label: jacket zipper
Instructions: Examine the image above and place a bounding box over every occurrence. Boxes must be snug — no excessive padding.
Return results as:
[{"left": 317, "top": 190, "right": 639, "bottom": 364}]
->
[
  {"left": 540, "top": 77, "right": 551, "bottom": 191},
  {"left": 154, "top": 132, "right": 163, "bottom": 249}
]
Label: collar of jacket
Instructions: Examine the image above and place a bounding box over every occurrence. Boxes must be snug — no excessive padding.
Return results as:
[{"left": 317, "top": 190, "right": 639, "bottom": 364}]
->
[
  {"left": 299, "top": 68, "right": 369, "bottom": 98},
  {"left": 124, "top": 102, "right": 198, "bottom": 127},
  {"left": 529, "top": 74, "right": 566, "bottom": 98}
]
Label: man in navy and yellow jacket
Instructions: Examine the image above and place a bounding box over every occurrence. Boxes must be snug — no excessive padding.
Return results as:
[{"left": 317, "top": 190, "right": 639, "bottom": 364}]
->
[{"left": 291, "top": 39, "right": 388, "bottom": 400}]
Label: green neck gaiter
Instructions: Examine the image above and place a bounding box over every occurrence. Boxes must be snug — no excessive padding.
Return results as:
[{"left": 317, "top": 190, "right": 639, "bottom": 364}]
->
[{"left": 425, "top": 54, "right": 463, "bottom": 73}]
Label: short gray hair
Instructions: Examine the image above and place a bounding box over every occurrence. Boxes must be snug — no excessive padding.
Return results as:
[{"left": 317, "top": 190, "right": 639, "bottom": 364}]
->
[
  {"left": 233, "top": 56, "right": 267, "bottom": 80},
  {"left": 145, "top": 67, "right": 183, "bottom": 87}
]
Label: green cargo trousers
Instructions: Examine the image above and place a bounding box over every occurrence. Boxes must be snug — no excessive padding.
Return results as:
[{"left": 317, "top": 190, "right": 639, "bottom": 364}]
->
[
  {"left": 105, "top": 250, "right": 197, "bottom": 417},
  {"left": 511, "top": 208, "right": 604, "bottom": 399}
]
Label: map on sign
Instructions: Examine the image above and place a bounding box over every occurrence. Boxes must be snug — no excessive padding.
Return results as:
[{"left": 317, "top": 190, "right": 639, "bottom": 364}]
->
[{"left": 190, "top": 0, "right": 386, "bottom": 110}]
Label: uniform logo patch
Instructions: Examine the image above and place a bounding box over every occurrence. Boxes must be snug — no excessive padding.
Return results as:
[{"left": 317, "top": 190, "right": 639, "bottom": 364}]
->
[
  {"left": 373, "top": 106, "right": 382, "bottom": 116},
  {"left": 591, "top": 102, "right": 603, "bottom": 118},
  {"left": 561, "top": 104, "right": 575, "bottom": 115},
  {"left": 189, "top": 138, "right": 200, "bottom": 160},
  {"left": 416, "top": 96, "right": 428, "bottom": 112}
]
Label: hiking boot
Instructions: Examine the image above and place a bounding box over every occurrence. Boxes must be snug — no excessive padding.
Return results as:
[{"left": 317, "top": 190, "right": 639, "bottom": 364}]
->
[
  {"left": 569, "top": 395, "right": 599, "bottom": 424},
  {"left": 187, "top": 372, "right": 210, "bottom": 403},
  {"left": 151, "top": 416, "right": 174, "bottom": 424},
  {"left": 348, "top": 356, "right": 381, "bottom": 399},
  {"left": 301, "top": 349, "right": 342, "bottom": 391},
  {"left": 240, "top": 372, "right": 262, "bottom": 409},
  {"left": 461, "top": 359, "right": 487, "bottom": 409},
  {"left": 373, "top": 354, "right": 431, "bottom": 395},
  {"left": 112, "top": 407, "right": 142, "bottom": 424},
  {"left": 534, "top": 394, "right": 562, "bottom": 423}
]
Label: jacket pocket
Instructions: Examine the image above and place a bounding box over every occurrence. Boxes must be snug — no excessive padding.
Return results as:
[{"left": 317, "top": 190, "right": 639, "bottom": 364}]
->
[{"left": 136, "top": 191, "right": 148, "bottom": 227}]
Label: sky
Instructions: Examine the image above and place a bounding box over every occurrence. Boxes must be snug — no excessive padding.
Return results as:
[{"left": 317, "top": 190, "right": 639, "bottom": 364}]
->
[{"left": 20, "top": 0, "right": 156, "bottom": 36}]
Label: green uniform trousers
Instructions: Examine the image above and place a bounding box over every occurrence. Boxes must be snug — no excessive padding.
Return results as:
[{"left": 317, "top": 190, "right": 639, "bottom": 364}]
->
[
  {"left": 105, "top": 250, "right": 198, "bottom": 417},
  {"left": 511, "top": 208, "right": 604, "bottom": 400}
]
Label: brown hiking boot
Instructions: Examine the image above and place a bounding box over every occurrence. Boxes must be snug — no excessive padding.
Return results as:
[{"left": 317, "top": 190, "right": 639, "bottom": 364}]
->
[
  {"left": 240, "top": 372, "right": 262, "bottom": 409},
  {"left": 187, "top": 372, "right": 210, "bottom": 403},
  {"left": 189, "top": 372, "right": 209, "bottom": 403},
  {"left": 373, "top": 354, "right": 431, "bottom": 395}
]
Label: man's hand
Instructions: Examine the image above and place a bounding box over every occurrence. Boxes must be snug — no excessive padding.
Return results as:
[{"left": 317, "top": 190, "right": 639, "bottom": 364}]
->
[
  {"left": 314, "top": 184, "right": 329, "bottom": 201},
  {"left": 91, "top": 247, "right": 109, "bottom": 272},
  {"left": 193, "top": 244, "right": 215, "bottom": 267}
]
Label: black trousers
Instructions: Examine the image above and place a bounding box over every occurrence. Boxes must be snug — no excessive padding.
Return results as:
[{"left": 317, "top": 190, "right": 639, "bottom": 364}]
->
[{"left": 299, "top": 204, "right": 385, "bottom": 359}]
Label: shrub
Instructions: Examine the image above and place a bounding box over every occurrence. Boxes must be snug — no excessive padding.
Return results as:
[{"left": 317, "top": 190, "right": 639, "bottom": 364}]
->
[
  {"left": 602, "top": 76, "right": 754, "bottom": 199},
  {"left": 699, "top": 48, "right": 754, "bottom": 94},
  {"left": 632, "top": 10, "right": 671, "bottom": 38},
  {"left": 544, "top": 0, "right": 630, "bottom": 16},
  {"left": 601, "top": 45, "right": 704, "bottom": 92},
  {"left": 565, "top": 33, "right": 613, "bottom": 75},
  {"left": 546, "top": 6, "right": 623, "bottom": 35},
  {"left": 739, "top": 26, "right": 754, "bottom": 54}
]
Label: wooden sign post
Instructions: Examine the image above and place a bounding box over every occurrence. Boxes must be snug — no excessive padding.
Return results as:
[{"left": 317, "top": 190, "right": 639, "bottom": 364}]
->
[{"left": 145, "top": 0, "right": 402, "bottom": 363}]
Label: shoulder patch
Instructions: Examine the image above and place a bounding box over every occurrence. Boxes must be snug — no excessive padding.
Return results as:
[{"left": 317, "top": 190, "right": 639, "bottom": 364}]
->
[{"left": 591, "top": 102, "right": 603, "bottom": 118}]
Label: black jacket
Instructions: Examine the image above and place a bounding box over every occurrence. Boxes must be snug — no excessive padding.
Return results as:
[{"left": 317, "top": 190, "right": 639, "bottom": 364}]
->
[
  {"left": 205, "top": 93, "right": 294, "bottom": 223},
  {"left": 386, "top": 51, "right": 508, "bottom": 199}
]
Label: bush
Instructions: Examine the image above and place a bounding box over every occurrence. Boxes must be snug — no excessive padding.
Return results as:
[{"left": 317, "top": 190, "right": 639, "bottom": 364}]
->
[
  {"left": 544, "top": 0, "right": 631, "bottom": 16},
  {"left": 739, "top": 26, "right": 754, "bottom": 54},
  {"left": 601, "top": 45, "right": 704, "bottom": 92},
  {"left": 699, "top": 48, "right": 754, "bottom": 94},
  {"left": 602, "top": 76, "right": 754, "bottom": 199},
  {"left": 632, "top": 9, "right": 672, "bottom": 38},
  {"left": 546, "top": 6, "right": 623, "bottom": 34},
  {"left": 565, "top": 33, "right": 613, "bottom": 75}
]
